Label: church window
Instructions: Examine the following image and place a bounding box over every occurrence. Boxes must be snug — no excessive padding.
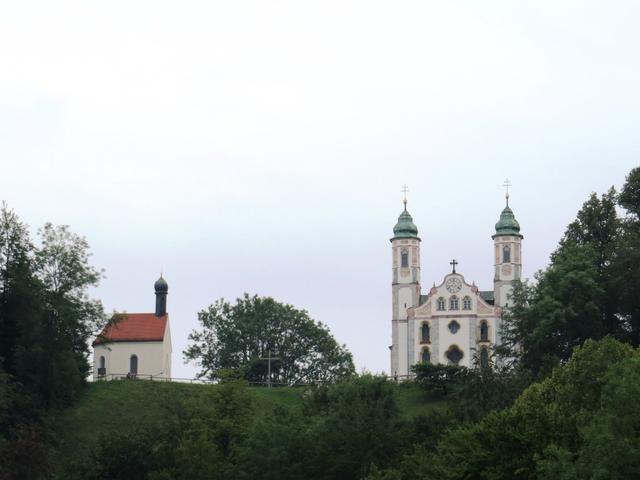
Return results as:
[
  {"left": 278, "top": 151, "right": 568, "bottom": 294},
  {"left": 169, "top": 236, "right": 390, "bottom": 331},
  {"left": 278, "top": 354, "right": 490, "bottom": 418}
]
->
[
  {"left": 130, "top": 354, "right": 138, "bottom": 375},
  {"left": 448, "top": 320, "right": 460, "bottom": 334},
  {"left": 437, "top": 297, "right": 446, "bottom": 311},
  {"left": 503, "top": 245, "right": 511, "bottom": 263},
  {"left": 99, "top": 356, "right": 105, "bottom": 369},
  {"left": 401, "top": 249, "right": 409, "bottom": 268},
  {"left": 421, "top": 348, "right": 431, "bottom": 364},
  {"left": 421, "top": 323, "right": 430, "bottom": 343},
  {"left": 480, "top": 348, "right": 489, "bottom": 369},
  {"left": 463, "top": 296, "right": 472, "bottom": 310},
  {"left": 480, "top": 321, "right": 489, "bottom": 341},
  {"left": 449, "top": 295, "right": 459, "bottom": 310},
  {"left": 446, "top": 345, "right": 463, "bottom": 365}
]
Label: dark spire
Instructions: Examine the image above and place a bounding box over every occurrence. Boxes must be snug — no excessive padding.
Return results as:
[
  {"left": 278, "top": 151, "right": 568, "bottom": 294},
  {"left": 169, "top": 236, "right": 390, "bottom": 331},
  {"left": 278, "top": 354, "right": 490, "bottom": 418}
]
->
[{"left": 154, "top": 274, "right": 168, "bottom": 317}]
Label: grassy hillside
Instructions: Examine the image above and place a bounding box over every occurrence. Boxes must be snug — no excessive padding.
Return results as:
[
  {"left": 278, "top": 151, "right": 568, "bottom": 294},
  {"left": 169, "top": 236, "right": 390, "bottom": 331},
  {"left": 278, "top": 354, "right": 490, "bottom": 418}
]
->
[{"left": 46, "top": 379, "right": 442, "bottom": 472}]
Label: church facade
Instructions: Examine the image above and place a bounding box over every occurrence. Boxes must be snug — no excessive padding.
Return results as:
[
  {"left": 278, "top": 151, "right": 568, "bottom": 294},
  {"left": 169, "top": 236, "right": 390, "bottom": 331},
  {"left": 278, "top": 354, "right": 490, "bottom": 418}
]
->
[{"left": 390, "top": 193, "right": 523, "bottom": 377}]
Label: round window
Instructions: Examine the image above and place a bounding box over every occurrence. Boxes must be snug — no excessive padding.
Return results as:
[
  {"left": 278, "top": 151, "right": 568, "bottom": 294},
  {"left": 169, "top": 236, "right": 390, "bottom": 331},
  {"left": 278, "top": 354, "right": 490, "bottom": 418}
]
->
[
  {"left": 446, "top": 346, "right": 463, "bottom": 365},
  {"left": 448, "top": 320, "right": 460, "bottom": 334}
]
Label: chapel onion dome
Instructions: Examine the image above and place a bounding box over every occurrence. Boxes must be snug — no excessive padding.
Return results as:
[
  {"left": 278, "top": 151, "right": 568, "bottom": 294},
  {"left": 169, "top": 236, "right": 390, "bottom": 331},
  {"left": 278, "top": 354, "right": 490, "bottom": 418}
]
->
[
  {"left": 493, "top": 204, "right": 523, "bottom": 239},
  {"left": 392, "top": 201, "right": 420, "bottom": 240},
  {"left": 154, "top": 275, "right": 169, "bottom": 293}
]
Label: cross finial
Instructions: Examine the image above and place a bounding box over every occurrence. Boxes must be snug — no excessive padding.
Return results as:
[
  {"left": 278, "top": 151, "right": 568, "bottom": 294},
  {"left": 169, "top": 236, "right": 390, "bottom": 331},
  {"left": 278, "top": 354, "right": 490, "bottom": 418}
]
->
[
  {"left": 401, "top": 184, "right": 409, "bottom": 209},
  {"left": 503, "top": 178, "right": 512, "bottom": 206},
  {"left": 450, "top": 259, "right": 458, "bottom": 273}
]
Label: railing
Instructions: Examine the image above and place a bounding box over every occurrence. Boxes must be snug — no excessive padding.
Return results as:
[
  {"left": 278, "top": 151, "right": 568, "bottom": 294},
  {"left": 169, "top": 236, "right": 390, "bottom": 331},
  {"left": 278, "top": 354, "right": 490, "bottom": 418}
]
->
[{"left": 95, "top": 372, "right": 416, "bottom": 386}]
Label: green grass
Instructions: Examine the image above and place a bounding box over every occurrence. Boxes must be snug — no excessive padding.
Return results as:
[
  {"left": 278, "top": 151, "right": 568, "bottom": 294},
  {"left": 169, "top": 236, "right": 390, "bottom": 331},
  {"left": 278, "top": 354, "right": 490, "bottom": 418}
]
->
[{"left": 46, "top": 379, "right": 442, "bottom": 471}]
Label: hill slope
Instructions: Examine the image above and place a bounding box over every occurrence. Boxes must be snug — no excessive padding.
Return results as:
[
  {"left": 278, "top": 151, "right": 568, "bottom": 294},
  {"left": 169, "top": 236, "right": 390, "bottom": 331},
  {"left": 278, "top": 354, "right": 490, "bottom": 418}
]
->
[{"left": 46, "top": 378, "right": 441, "bottom": 474}]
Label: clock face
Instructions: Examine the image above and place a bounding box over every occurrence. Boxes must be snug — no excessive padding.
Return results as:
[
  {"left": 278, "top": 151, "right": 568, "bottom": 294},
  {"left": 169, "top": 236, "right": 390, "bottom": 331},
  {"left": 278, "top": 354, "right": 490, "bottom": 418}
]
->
[{"left": 445, "top": 277, "right": 462, "bottom": 293}]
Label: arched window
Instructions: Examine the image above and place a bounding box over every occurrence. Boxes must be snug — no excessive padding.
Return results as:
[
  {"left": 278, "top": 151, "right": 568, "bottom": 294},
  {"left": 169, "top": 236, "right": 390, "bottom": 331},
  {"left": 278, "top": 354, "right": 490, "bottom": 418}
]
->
[
  {"left": 421, "top": 348, "right": 431, "bottom": 364},
  {"left": 129, "top": 354, "right": 138, "bottom": 375},
  {"left": 99, "top": 356, "right": 105, "bottom": 369},
  {"left": 450, "top": 295, "right": 459, "bottom": 310},
  {"left": 446, "top": 346, "right": 463, "bottom": 365},
  {"left": 463, "top": 296, "right": 472, "bottom": 310},
  {"left": 480, "top": 348, "right": 489, "bottom": 369},
  {"left": 421, "top": 323, "right": 430, "bottom": 343},
  {"left": 448, "top": 320, "right": 460, "bottom": 334},
  {"left": 401, "top": 249, "right": 409, "bottom": 268},
  {"left": 437, "top": 297, "right": 446, "bottom": 311},
  {"left": 503, "top": 245, "right": 511, "bottom": 263},
  {"left": 480, "top": 321, "right": 489, "bottom": 341}
]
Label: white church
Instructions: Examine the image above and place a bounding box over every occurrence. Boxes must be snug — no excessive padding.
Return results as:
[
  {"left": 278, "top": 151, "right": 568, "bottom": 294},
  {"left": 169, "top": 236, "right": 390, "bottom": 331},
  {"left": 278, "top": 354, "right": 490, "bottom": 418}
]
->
[
  {"left": 390, "top": 189, "right": 523, "bottom": 377},
  {"left": 93, "top": 276, "right": 172, "bottom": 380}
]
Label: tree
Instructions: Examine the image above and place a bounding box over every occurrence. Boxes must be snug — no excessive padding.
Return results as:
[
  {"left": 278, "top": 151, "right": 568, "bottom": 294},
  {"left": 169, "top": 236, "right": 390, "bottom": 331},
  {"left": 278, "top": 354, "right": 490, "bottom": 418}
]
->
[
  {"left": 388, "top": 338, "right": 638, "bottom": 480},
  {"left": 0, "top": 205, "right": 105, "bottom": 479},
  {"left": 619, "top": 166, "right": 640, "bottom": 218},
  {"left": 184, "top": 294, "right": 355, "bottom": 384},
  {"left": 34, "top": 223, "right": 104, "bottom": 406},
  {"left": 500, "top": 244, "right": 605, "bottom": 376},
  {"left": 612, "top": 167, "right": 640, "bottom": 346},
  {"left": 305, "top": 375, "right": 406, "bottom": 480}
]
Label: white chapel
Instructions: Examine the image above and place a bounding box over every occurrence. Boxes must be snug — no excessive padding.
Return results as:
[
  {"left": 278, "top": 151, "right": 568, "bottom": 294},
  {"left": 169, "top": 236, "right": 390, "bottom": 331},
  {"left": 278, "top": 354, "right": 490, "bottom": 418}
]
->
[
  {"left": 93, "top": 276, "right": 172, "bottom": 380},
  {"left": 390, "top": 189, "right": 523, "bottom": 377}
]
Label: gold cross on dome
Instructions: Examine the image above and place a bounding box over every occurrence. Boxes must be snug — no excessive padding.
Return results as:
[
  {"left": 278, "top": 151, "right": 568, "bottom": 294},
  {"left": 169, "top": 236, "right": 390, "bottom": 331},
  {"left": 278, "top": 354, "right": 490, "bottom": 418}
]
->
[
  {"left": 503, "top": 178, "right": 512, "bottom": 205},
  {"left": 401, "top": 184, "right": 409, "bottom": 205}
]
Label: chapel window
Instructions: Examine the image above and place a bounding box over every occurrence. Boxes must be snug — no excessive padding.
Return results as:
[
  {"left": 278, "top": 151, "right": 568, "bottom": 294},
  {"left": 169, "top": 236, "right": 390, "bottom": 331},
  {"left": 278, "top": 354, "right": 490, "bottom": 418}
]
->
[
  {"left": 421, "top": 323, "right": 430, "bottom": 343},
  {"left": 480, "top": 321, "right": 489, "bottom": 341},
  {"left": 480, "top": 348, "right": 489, "bottom": 369},
  {"left": 448, "top": 320, "right": 460, "bottom": 334},
  {"left": 450, "top": 295, "right": 459, "bottom": 310},
  {"left": 401, "top": 249, "right": 409, "bottom": 268},
  {"left": 503, "top": 245, "right": 511, "bottom": 263},
  {"left": 463, "top": 296, "right": 472, "bottom": 310},
  {"left": 446, "top": 346, "right": 463, "bottom": 365},
  {"left": 421, "top": 348, "right": 431, "bottom": 364},
  {"left": 130, "top": 354, "right": 138, "bottom": 375},
  {"left": 437, "top": 297, "right": 446, "bottom": 311}
]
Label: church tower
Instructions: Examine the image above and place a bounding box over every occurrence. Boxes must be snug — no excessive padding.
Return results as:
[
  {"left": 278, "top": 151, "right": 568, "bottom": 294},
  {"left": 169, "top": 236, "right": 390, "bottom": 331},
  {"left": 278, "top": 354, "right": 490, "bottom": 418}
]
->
[
  {"left": 390, "top": 194, "right": 421, "bottom": 377},
  {"left": 492, "top": 184, "right": 523, "bottom": 308}
]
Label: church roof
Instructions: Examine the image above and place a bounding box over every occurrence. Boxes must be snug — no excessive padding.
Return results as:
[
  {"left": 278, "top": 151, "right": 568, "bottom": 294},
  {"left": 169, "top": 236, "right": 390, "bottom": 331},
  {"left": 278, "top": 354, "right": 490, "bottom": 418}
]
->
[
  {"left": 93, "top": 313, "right": 168, "bottom": 345},
  {"left": 479, "top": 291, "right": 495, "bottom": 305}
]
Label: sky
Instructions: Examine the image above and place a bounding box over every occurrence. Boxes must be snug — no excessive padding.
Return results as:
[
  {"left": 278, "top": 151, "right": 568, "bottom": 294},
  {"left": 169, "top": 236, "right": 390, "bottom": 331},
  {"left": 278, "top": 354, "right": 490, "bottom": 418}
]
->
[{"left": 1, "top": 1, "right": 639, "bottom": 378}]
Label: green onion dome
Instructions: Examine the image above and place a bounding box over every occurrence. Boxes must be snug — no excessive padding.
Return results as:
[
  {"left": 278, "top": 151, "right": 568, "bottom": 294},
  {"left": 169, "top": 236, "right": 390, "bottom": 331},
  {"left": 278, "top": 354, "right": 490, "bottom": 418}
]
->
[
  {"left": 493, "top": 204, "right": 523, "bottom": 238},
  {"left": 392, "top": 203, "right": 419, "bottom": 239}
]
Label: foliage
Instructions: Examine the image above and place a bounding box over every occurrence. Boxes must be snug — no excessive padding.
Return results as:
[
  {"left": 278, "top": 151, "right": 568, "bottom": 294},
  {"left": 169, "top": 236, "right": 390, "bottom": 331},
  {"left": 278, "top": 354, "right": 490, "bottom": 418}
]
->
[
  {"left": 500, "top": 167, "right": 640, "bottom": 376},
  {"left": 382, "top": 337, "right": 639, "bottom": 480},
  {"left": 411, "top": 363, "right": 470, "bottom": 396},
  {"left": 619, "top": 166, "right": 640, "bottom": 217},
  {"left": 0, "top": 204, "right": 104, "bottom": 479},
  {"left": 50, "top": 376, "right": 448, "bottom": 480},
  {"left": 184, "top": 293, "right": 355, "bottom": 384},
  {"left": 304, "top": 375, "right": 408, "bottom": 480}
]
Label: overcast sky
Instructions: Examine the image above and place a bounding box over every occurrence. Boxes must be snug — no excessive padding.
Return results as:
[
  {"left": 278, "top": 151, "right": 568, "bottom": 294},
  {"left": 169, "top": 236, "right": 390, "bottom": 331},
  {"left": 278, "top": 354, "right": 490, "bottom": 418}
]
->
[{"left": 1, "top": 1, "right": 639, "bottom": 378}]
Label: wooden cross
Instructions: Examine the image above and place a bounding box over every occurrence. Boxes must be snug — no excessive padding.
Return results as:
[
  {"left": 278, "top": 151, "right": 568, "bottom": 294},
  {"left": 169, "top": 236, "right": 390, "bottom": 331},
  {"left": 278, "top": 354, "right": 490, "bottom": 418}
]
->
[
  {"left": 260, "top": 349, "right": 280, "bottom": 388},
  {"left": 450, "top": 259, "right": 458, "bottom": 273}
]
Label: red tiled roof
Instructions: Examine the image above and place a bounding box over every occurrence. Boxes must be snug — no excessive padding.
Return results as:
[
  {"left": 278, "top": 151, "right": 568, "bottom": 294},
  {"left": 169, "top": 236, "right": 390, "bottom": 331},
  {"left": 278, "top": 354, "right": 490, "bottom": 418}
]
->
[{"left": 93, "top": 313, "right": 168, "bottom": 345}]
